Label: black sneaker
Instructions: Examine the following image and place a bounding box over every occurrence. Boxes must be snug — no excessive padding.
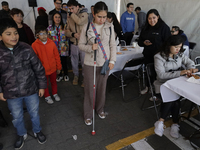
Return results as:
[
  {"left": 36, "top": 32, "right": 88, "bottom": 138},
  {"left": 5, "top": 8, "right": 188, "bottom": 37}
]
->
[
  {"left": 14, "top": 134, "right": 27, "bottom": 150},
  {"left": 34, "top": 131, "right": 47, "bottom": 144}
]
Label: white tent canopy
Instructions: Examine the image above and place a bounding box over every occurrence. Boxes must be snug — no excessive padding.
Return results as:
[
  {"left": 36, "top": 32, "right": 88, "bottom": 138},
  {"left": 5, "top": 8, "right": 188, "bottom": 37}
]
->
[{"left": 4, "top": 0, "right": 200, "bottom": 59}]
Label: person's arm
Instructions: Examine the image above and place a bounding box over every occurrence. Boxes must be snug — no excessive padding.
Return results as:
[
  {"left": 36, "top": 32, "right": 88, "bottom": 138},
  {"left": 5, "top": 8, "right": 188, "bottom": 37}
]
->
[
  {"left": 161, "top": 23, "right": 171, "bottom": 42},
  {"left": 133, "top": 14, "right": 135, "bottom": 32},
  {"left": 70, "top": 12, "right": 88, "bottom": 26},
  {"left": 182, "top": 55, "right": 195, "bottom": 69},
  {"left": 78, "top": 23, "right": 94, "bottom": 53},
  {"left": 29, "top": 47, "right": 47, "bottom": 89},
  {"left": 120, "top": 14, "right": 126, "bottom": 33},
  {"left": 109, "top": 24, "right": 116, "bottom": 67},
  {"left": 154, "top": 54, "right": 181, "bottom": 80}
]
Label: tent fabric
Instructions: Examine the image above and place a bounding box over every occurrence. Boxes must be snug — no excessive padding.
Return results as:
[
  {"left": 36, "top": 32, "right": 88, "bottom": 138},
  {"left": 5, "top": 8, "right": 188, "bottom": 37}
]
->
[
  {"left": 3, "top": 0, "right": 200, "bottom": 59},
  {"left": 122, "top": 0, "right": 200, "bottom": 59}
]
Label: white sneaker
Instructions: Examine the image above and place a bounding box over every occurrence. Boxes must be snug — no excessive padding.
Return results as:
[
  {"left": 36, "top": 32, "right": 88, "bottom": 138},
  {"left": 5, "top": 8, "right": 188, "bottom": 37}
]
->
[
  {"left": 64, "top": 75, "right": 69, "bottom": 81},
  {"left": 45, "top": 96, "right": 54, "bottom": 104},
  {"left": 56, "top": 76, "right": 63, "bottom": 82},
  {"left": 53, "top": 94, "right": 60, "bottom": 101},
  {"left": 141, "top": 86, "right": 148, "bottom": 94},
  {"left": 154, "top": 121, "right": 164, "bottom": 137},
  {"left": 149, "top": 96, "right": 158, "bottom": 101},
  {"left": 170, "top": 124, "right": 180, "bottom": 138}
]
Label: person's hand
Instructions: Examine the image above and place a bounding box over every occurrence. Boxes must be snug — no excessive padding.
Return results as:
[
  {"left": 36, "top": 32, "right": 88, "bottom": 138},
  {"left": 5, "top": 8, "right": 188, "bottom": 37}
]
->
[
  {"left": 144, "top": 40, "right": 152, "bottom": 46},
  {"left": 92, "top": 43, "right": 98, "bottom": 50},
  {"left": 74, "top": 33, "right": 80, "bottom": 40},
  {"left": 0, "top": 93, "right": 6, "bottom": 101},
  {"left": 109, "top": 63, "right": 114, "bottom": 70},
  {"left": 38, "top": 89, "right": 45, "bottom": 97},
  {"left": 57, "top": 70, "right": 61, "bottom": 74},
  {"left": 189, "top": 68, "right": 198, "bottom": 73},
  {"left": 180, "top": 70, "right": 191, "bottom": 76}
]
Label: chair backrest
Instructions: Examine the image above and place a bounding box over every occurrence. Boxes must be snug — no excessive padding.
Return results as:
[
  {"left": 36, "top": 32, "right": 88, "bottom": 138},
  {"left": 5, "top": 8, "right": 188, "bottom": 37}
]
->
[
  {"left": 189, "top": 42, "right": 196, "bottom": 50},
  {"left": 120, "top": 40, "right": 126, "bottom": 46},
  {"left": 195, "top": 56, "right": 200, "bottom": 71},
  {"left": 124, "top": 57, "right": 145, "bottom": 68},
  {"left": 146, "top": 63, "right": 157, "bottom": 83}
]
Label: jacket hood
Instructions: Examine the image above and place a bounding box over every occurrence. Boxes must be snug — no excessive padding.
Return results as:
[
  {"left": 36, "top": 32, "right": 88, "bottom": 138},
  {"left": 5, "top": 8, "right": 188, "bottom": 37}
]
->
[
  {"left": 34, "top": 38, "right": 53, "bottom": 45},
  {"left": 79, "top": 8, "right": 88, "bottom": 13}
]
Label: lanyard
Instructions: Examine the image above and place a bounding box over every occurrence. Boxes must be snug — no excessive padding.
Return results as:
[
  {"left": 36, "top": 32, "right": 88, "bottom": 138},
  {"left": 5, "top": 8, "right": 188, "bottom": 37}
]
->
[{"left": 90, "top": 22, "right": 108, "bottom": 61}]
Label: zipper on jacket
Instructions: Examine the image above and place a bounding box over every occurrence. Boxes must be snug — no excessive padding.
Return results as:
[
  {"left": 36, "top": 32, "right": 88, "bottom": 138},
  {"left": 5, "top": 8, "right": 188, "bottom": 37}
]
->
[
  {"left": 10, "top": 51, "right": 20, "bottom": 97},
  {"left": 75, "top": 23, "right": 78, "bottom": 45}
]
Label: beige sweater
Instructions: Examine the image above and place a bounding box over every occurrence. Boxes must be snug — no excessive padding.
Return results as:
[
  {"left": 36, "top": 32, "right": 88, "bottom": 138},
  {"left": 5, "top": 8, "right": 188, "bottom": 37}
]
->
[
  {"left": 78, "top": 21, "right": 116, "bottom": 67},
  {"left": 65, "top": 8, "right": 88, "bottom": 45}
]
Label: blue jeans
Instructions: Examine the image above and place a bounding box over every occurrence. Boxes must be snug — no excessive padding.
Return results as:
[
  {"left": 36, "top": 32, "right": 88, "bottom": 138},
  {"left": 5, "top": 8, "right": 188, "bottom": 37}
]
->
[{"left": 7, "top": 93, "right": 41, "bottom": 136}]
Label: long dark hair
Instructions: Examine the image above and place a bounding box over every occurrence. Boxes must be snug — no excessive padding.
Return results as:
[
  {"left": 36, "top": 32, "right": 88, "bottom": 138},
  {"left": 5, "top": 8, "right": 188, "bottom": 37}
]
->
[
  {"left": 52, "top": 12, "right": 64, "bottom": 30},
  {"left": 107, "top": 12, "right": 123, "bottom": 40},
  {"left": 160, "top": 35, "right": 185, "bottom": 58},
  {"left": 143, "top": 9, "right": 164, "bottom": 31},
  {"left": 94, "top": 1, "right": 108, "bottom": 15},
  {"left": 38, "top": 9, "right": 47, "bottom": 16}
]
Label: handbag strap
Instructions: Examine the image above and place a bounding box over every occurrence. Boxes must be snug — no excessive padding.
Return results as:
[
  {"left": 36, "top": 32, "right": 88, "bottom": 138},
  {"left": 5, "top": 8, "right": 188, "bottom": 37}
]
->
[{"left": 90, "top": 22, "right": 108, "bottom": 61}]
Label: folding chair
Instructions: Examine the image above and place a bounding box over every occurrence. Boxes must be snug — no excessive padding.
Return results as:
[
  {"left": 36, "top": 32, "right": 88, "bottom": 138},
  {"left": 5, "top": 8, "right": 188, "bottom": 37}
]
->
[
  {"left": 189, "top": 42, "right": 196, "bottom": 58},
  {"left": 110, "top": 57, "right": 145, "bottom": 102},
  {"left": 141, "top": 63, "right": 160, "bottom": 119}
]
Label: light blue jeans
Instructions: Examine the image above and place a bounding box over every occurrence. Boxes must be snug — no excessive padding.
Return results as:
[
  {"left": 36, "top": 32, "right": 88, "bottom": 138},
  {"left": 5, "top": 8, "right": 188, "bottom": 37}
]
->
[{"left": 7, "top": 93, "right": 41, "bottom": 136}]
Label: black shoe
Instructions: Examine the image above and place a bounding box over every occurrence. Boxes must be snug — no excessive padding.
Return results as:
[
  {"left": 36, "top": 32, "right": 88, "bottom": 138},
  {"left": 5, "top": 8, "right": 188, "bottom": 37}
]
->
[
  {"left": 0, "top": 143, "right": 3, "bottom": 150},
  {"left": 14, "top": 134, "right": 27, "bottom": 150},
  {"left": 34, "top": 131, "right": 47, "bottom": 144}
]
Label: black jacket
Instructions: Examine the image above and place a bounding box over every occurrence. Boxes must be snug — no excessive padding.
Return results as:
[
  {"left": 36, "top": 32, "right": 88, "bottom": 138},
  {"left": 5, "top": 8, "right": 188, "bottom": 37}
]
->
[
  {"left": 138, "top": 22, "right": 171, "bottom": 57},
  {"left": 0, "top": 9, "right": 10, "bottom": 19},
  {"left": 35, "top": 15, "right": 49, "bottom": 29},
  {"left": 0, "top": 41, "right": 47, "bottom": 99}
]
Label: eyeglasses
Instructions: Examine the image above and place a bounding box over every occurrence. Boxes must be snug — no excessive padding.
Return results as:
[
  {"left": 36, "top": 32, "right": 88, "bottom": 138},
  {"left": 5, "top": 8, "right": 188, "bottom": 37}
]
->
[
  {"left": 170, "top": 31, "right": 175, "bottom": 33},
  {"left": 38, "top": 33, "right": 47, "bottom": 36},
  {"left": 56, "top": 2, "right": 62, "bottom": 5}
]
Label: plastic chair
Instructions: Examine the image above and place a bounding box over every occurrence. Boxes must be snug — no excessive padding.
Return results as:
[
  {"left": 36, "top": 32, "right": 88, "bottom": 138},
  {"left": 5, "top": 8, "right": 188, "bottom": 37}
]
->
[
  {"left": 110, "top": 57, "right": 145, "bottom": 102},
  {"left": 120, "top": 40, "right": 126, "bottom": 46},
  {"left": 141, "top": 63, "right": 160, "bottom": 119}
]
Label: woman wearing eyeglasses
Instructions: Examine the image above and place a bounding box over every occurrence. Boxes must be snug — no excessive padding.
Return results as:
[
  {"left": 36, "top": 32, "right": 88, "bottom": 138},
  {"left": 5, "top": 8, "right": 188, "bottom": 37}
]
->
[
  {"left": 171, "top": 26, "right": 189, "bottom": 47},
  {"left": 10, "top": 8, "right": 35, "bottom": 45},
  {"left": 138, "top": 9, "right": 171, "bottom": 95}
]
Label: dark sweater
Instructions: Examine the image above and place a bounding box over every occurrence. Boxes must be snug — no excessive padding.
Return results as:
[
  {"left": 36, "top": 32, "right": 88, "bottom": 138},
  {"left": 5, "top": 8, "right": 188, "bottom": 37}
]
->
[{"left": 138, "top": 22, "right": 171, "bottom": 58}]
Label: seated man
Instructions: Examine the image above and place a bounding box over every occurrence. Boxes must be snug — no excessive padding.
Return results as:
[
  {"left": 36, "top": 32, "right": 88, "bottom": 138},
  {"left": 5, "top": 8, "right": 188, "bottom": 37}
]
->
[{"left": 171, "top": 26, "right": 189, "bottom": 47}]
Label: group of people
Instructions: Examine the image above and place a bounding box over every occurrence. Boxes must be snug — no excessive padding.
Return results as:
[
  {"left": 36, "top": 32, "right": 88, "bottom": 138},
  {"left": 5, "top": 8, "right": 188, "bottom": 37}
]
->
[{"left": 0, "top": 0, "right": 197, "bottom": 150}]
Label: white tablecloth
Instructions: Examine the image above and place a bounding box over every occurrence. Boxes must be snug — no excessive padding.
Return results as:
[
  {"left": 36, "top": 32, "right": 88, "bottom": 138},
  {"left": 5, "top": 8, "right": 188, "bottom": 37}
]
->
[
  {"left": 160, "top": 74, "right": 200, "bottom": 105},
  {"left": 109, "top": 46, "right": 144, "bottom": 75}
]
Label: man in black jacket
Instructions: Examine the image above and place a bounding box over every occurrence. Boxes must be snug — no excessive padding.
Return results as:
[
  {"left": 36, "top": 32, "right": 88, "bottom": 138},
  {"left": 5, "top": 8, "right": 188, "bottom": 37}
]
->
[
  {"left": 48, "top": 0, "right": 67, "bottom": 25},
  {"left": 0, "top": 18, "right": 47, "bottom": 150},
  {"left": 0, "top": 1, "right": 10, "bottom": 19}
]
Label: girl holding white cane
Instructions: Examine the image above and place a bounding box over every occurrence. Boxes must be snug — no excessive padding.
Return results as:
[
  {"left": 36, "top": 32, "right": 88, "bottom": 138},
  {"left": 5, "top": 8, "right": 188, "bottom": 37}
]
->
[{"left": 78, "top": 1, "right": 116, "bottom": 126}]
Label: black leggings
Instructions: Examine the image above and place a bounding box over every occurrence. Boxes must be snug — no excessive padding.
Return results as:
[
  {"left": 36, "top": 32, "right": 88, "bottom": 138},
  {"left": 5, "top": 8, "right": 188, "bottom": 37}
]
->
[
  {"left": 160, "top": 100, "right": 181, "bottom": 123},
  {"left": 58, "top": 56, "right": 68, "bottom": 77}
]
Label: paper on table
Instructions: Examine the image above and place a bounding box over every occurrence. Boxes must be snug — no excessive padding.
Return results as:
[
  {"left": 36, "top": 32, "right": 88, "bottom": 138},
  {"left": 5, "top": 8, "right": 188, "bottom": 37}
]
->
[{"left": 187, "top": 76, "right": 200, "bottom": 84}]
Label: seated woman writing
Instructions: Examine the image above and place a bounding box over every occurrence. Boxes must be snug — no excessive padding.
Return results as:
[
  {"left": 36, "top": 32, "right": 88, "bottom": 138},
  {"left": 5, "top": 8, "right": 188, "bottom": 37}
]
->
[{"left": 153, "top": 35, "right": 198, "bottom": 138}]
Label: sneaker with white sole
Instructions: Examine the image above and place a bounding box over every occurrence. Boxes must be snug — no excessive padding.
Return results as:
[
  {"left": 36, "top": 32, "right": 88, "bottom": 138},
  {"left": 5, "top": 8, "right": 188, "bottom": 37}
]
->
[
  {"left": 64, "top": 75, "right": 69, "bottom": 81},
  {"left": 98, "top": 112, "right": 106, "bottom": 119},
  {"left": 141, "top": 86, "right": 148, "bottom": 94},
  {"left": 53, "top": 94, "right": 60, "bottom": 101},
  {"left": 56, "top": 76, "right": 63, "bottom": 82},
  {"left": 149, "top": 96, "right": 158, "bottom": 101},
  {"left": 154, "top": 121, "right": 165, "bottom": 137},
  {"left": 170, "top": 124, "right": 180, "bottom": 138},
  {"left": 45, "top": 96, "right": 54, "bottom": 104},
  {"left": 85, "top": 119, "right": 92, "bottom": 126},
  {"left": 34, "top": 131, "right": 47, "bottom": 144},
  {"left": 14, "top": 134, "right": 27, "bottom": 150}
]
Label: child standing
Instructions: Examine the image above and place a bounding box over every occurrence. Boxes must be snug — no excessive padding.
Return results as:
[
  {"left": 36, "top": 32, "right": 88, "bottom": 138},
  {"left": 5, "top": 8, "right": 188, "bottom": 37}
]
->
[
  {"left": 32, "top": 25, "right": 62, "bottom": 104},
  {"left": 47, "top": 12, "right": 69, "bottom": 82},
  {"left": 0, "top": 18, "right": 47, "bottom": 149}
]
